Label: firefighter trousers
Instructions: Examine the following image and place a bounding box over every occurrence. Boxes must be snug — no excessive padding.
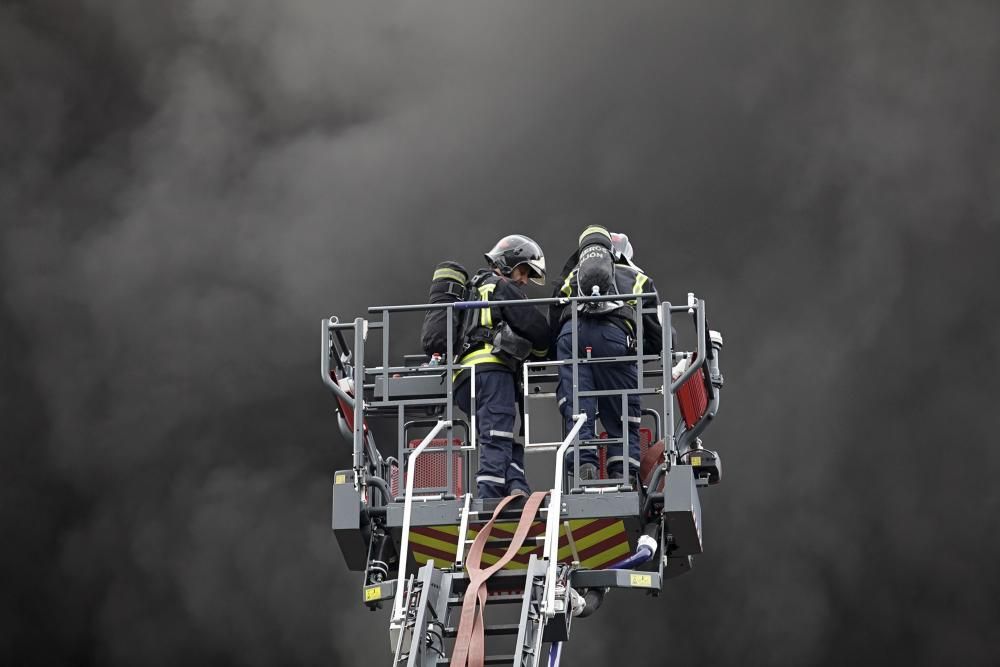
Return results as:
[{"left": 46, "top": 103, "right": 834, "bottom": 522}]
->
[
  {"left": 456, "top": 368, "right": 530, "bottom": 498},
  {"left": 556, "top": 318, "right": 641, "bottom": 477}
]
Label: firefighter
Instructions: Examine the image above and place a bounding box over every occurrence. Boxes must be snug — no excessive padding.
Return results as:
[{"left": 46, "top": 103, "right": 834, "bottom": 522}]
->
[
  {"left": 455, "top": 235, "right": 550, "bottom": 498},
  {"left": 552, "top": 227, "right": 662, "bottom": 482}
]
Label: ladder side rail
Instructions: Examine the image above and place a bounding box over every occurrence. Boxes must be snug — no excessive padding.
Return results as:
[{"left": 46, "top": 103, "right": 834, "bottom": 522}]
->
[
  {"left": 404, "top": 564, "right": 444, "bottom": 667},
  {"left": 427, "top": 569, "right": 454, "bottom": 667},
  {"left": 402, "top": 569, "right": 426, "bottom": 666},
  {"left": 391, "top": 419, "right": 453, "bottom": 628},
  {"left": 543, "top": 414, "right": 587, "bottom": 618},
  {"left": 392, "top": 572, "right": 416, "bottom": 660},
  {"left": 514, "top": 555, "right": 548, "bottom": 667}
]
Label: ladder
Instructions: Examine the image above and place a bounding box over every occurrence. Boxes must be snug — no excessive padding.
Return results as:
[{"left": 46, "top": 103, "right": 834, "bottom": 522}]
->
[
  {"left": 390, "top": 415, "right": 588, "bottom": 667},
  {"left": 392, "top": 556, "right": 553, "bottom": 666}
]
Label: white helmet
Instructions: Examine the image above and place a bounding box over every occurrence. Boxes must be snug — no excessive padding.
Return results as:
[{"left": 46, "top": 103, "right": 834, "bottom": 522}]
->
[{"left": 610, "top": 232, "right": 634, "bottom": 262}]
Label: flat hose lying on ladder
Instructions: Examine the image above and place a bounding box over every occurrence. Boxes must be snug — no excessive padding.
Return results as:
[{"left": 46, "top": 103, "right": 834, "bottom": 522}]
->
[{"left": 450, "top": 491, "right": 549, "bottom": 667}]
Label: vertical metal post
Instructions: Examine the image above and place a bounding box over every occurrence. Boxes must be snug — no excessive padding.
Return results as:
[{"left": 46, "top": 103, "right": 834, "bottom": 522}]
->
[
  {"left": 469, "top": 364, "right": 477, "bottom": 452},
  {"left": 321, "top": 317, "right": 329, "bottom": 385},
  {"left": 353, "top": 318, "right": 365, "bottom": 473},
  {"left": 696, "top": 300, "right": 706, "bottom": 367},
  {"left": 445, "top": 305, "right": 454, "bottom": 497},
  {"left": 522, "top": 361, "right": 530, "bottom": 446},
  {"left": 397, "top": 403, "right": 404, "bottom": 491},
  {"left": 662, "top": 303, "right": 673, "bottom": 460},
  {"left": 381, "top": 309, "right": 389, "bottom": 401},
  {"left": 570, "top": 305, "right": 580, "bottom": 488},
  {"left": 621, "top": 391, "right": 629, "bottom": 486},
  {"left": 446, "top": 305, "right": 454, "bottom": 413},
  {"left": 636, "top": 297, "right": 645, "bottom": 390},
  {"left": 631, "top": 299, "right": 645, "bottom": 487}
]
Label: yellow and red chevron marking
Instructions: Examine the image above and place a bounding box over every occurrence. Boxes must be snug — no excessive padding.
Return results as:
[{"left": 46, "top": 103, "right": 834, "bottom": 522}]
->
[{"left": 407, "top": 518, "right": 631, "bottom": 571}]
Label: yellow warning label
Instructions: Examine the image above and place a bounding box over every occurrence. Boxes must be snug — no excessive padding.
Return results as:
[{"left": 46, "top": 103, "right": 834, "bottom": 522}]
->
[
  {"left": 630, "top": 573, "right": 652, "bottom": 588},
  {"left": 690, "top": 456, "right": 702, "bottom": 467},
  {"left": 335, "top": 473, "right": 347, "bottom": 485},
  {"left": 364, "top": 586, "right": 382, "bottom": 602}
]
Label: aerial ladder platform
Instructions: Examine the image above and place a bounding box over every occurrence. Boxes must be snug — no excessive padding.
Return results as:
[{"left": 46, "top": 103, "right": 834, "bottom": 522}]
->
[{"left": 322, "top": 291, "right": 725, "bottom": 666}]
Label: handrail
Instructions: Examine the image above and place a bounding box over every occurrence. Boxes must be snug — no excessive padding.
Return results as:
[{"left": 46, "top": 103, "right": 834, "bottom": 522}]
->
[
  {"left": 390, "top": 419, "right": 452, "bottom": 627},
  {"left": 368, "top": 292, "right": 659, "bottom": 313},
  {"left": 542, "top": 413, "right": 587, "bottom": 618}
]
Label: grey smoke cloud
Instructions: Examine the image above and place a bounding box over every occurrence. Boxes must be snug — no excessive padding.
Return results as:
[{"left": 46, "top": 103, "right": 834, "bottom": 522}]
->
[{"left": 2, "top": 0, "right": 999, "bottom": 665}]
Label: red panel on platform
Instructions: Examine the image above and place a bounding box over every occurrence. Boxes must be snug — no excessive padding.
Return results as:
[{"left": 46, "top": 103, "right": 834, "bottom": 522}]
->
[
  {"left": 677, "top": 364, "right": 709, "bottom": 429},
  {"left": 390, "top": 439, "right": 464, "bottom": 497},
  {"left": 597, "top": 427, "right": 653, "bottom": 479}
]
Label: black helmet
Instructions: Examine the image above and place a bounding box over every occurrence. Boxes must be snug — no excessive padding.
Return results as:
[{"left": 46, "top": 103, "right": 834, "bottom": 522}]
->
[{"left": 485, "top": 234, "right": 547, "bottom": 285}]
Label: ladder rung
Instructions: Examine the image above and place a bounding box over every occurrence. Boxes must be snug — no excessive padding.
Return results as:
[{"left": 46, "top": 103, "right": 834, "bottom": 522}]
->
[
  {"left": 447, "top": 593, "right": 524, "bottom": 606},
  {"left": 464, "top": 535, "right": 545, "bottom": 545},
  {"left": 438, "top": 656, "right": 515, "bottom": 665},
  {"left": 450, "top": 568, "right": 527, "bottom": 582},
  {"left": 467, "top": 507, "right": 551, "bottom": 518},
  {"left": 443, "top": 623, "right": 520, "bottom": 638}
]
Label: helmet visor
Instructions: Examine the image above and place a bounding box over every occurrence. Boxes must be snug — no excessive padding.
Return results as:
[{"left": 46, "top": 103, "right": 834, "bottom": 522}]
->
[{"left": 519, "top": 257, "right": 546, "bottom": 285}]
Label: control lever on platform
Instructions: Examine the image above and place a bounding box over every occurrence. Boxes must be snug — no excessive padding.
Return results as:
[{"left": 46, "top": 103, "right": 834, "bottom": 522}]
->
[{"left": 708, "top": 330, "right": 724, "bottom": 388}]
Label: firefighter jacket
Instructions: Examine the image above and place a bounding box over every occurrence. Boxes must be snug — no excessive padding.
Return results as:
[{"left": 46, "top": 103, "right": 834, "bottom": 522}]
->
[
  {"left": 457, "top": 270, "right": 551, "bottom": 372},
  {"left": 550, "top": 262, "right": 663, "bottom": 353}
]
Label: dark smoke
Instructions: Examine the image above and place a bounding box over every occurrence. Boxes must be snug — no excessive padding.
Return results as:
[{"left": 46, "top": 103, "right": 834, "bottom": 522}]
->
[{"left": 2, "top": 0, "right": 998, "bottom": 665}]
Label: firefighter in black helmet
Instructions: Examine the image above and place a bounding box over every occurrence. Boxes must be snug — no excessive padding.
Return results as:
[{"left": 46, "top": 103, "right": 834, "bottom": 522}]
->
[
  {"left": 551, "top": 226, "right": 662, "bottom": 482},
  {"left": 454, "top": 235, "right": 550, "bottom": 498}
]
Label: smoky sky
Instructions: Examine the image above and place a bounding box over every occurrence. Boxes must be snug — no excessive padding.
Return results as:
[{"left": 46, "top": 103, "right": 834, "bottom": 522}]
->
[{"left": 2, "top": 0, "right": 999, "bottom": 665}]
